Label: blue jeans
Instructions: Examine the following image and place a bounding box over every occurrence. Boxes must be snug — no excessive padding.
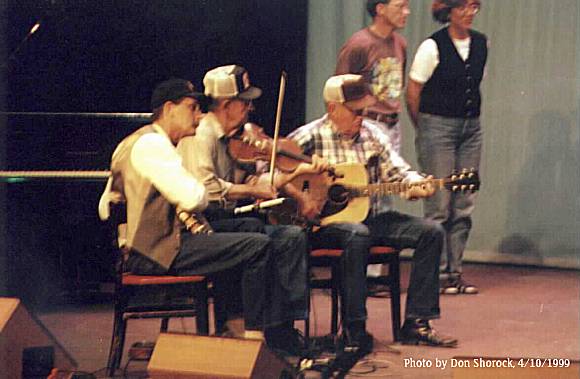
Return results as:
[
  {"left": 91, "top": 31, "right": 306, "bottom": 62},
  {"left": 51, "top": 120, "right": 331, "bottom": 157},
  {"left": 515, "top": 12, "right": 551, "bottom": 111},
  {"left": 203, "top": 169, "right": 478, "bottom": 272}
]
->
[
  {"left": 210, "top": 217, "right": 309, "bottom": 327},
  {"left": 127, "top": 230, "right": 271, "bottom": 331},
  {"left": 264, "top": 224, "right": 309, "bottom": 325},
  {"left": 310, "top": 211, "right": 443, "bottom": 323},
  {"left": 415, "top": 113, "right": 482, "bottom": 277}
]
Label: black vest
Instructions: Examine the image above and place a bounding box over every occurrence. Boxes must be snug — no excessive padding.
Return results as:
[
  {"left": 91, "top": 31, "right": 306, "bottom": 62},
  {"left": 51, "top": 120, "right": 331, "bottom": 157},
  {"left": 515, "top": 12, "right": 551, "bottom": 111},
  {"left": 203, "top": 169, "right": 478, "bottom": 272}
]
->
[{"left": 419, "top": 27, "right": 487, "bottom": 118}]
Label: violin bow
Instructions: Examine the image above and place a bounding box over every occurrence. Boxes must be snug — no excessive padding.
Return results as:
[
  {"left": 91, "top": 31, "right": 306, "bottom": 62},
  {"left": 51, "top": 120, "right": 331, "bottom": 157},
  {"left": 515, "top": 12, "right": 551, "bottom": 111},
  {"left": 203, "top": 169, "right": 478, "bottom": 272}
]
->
[{"left": 268, "top": 71, "right": 287, "bottom": 186}]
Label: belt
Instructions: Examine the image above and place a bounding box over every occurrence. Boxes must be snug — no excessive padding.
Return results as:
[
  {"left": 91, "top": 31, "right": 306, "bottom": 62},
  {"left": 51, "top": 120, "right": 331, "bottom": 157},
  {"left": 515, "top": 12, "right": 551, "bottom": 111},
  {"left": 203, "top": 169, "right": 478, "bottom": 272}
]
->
[{"left": 364, "top": 111, "right": 399, "bottom": 126}]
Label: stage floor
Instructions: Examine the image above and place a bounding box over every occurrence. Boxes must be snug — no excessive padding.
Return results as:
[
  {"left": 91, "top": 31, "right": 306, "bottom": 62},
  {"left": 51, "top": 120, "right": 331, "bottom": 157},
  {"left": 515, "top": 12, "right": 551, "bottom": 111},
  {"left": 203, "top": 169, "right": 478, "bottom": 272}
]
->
[{"left": 37, "top": 262, "right": 580, "bottom": 378}]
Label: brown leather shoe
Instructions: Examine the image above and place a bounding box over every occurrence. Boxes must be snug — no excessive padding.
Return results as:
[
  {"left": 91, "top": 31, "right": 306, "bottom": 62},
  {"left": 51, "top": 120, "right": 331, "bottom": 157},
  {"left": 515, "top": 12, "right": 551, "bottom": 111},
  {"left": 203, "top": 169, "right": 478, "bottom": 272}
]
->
[{"left": 400, "top": 319, "right": 458, "bottom": 348}]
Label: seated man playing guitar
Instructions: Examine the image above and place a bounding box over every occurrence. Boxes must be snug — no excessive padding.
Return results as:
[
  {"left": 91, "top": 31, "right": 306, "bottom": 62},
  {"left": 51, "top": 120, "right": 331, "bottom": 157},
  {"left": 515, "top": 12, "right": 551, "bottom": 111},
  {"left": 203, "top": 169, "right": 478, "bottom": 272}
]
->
[{"left": 288, "top": 74, "right": 459, "bottom": 352}]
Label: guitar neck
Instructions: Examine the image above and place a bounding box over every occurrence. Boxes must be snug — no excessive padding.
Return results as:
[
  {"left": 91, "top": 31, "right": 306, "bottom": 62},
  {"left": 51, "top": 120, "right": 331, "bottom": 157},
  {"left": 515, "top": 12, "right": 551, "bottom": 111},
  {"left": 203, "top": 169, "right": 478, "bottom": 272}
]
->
[{"left": 348, "top": 178, "right": 447, "bottom": 197}]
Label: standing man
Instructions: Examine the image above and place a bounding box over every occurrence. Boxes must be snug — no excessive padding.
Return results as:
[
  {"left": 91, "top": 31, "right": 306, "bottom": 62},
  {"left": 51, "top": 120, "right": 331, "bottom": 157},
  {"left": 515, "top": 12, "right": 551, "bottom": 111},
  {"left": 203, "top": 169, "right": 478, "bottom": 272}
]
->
[
  {"left": 406, "top": 0, "right": 487, "bottom": 294},
  {"left": 288, "top": 74, "right": 458, "bottom": 351},
  {"left": 335, "top": 0, "right": 411, "bottom": 154},
  {"left": 177, "top": 65, "right": 325, "bottom": 356},
  {"left": 99, "top": 79, "right": 272, "bottom": 340}
]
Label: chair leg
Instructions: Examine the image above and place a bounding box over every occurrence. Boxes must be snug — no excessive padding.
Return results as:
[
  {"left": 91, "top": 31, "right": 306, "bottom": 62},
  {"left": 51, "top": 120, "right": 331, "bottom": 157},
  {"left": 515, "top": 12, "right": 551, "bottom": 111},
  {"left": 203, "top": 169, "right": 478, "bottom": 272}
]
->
[
  {"left": 107, "top": 314, "right": 127, "bottom": 375},
  {"left": 108, "top": 290, "right": 129, "bottom": 376},
  {"left": 304, "top": 283, "right": 311, "bottom": 341},
  {"left": 115, "top": 317, "right": 128, "bottom": 370},
  {"left": 106, "top": 309, "right": 123, "bottom": 376},
  {"left": 211, "top": 282, "right": 227, "bottom": 335},
  {"left": 160, "top": 318, "right": 169, "bottom": 332},
  {"left": 330, "top": 264, "right": 340, "bottom": 335},
  {"left": 389, "top": 255, "right": 401, "bottom": 341}
]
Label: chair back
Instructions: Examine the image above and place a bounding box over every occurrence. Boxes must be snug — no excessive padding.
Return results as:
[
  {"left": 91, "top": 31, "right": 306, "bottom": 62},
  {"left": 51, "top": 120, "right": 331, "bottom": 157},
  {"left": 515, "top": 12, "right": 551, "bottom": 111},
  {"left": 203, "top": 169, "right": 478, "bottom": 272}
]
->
[{"left": 107, "top": 201, "right": 129, "bottom": 289}]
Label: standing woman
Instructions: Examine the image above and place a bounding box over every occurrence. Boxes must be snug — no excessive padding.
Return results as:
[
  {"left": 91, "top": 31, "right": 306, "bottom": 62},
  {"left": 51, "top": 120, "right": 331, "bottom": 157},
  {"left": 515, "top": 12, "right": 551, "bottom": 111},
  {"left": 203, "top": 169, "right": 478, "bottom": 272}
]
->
[{"left": 406, "top": 0, "right": 487, "bottom": 294}]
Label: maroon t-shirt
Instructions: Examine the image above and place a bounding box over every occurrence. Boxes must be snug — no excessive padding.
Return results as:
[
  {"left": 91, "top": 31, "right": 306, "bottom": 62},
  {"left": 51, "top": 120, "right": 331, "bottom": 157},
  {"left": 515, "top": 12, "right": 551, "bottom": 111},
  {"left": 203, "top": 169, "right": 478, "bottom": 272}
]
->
[{"left": 336, "top": 27, "right": 407, "bottom": 115}]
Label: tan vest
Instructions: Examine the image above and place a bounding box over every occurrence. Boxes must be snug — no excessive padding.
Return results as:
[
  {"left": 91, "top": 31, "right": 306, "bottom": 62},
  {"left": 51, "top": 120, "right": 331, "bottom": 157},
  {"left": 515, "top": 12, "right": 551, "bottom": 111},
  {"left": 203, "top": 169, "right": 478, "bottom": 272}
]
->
[{"left": 110, "top": 125, "right": 180, "bottom": 269}]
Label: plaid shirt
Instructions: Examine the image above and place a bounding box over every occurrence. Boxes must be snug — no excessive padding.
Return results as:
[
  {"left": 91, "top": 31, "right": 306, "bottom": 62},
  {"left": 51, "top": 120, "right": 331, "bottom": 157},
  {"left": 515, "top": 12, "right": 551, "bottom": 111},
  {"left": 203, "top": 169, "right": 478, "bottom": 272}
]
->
[{"left": 288, "top": 115, "right": 422, "bottom": 214}]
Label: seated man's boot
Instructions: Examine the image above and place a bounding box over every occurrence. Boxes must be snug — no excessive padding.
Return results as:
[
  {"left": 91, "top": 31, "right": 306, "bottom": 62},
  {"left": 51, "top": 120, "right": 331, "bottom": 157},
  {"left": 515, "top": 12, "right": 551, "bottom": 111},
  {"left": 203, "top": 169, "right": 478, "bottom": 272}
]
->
[
  {"left": 339, "top": 321, "right": 374, "bottom": 357},
  {"left": 265, "top": 322, "right": 306, "bottom": 357},
  {"left": 400, "top": 319, "right": 458, "bottom": 348}
]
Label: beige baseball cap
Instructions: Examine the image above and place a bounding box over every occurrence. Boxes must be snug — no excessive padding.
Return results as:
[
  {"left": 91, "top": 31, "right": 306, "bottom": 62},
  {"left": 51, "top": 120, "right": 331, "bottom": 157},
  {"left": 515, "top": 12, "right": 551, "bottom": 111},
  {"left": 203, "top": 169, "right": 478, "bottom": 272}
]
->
[
  {"left": 203, "top": 65, "right": 262, "bottom": 100},
  {"left": 323, "top": 74, "right": 377, "bottom": 110}
]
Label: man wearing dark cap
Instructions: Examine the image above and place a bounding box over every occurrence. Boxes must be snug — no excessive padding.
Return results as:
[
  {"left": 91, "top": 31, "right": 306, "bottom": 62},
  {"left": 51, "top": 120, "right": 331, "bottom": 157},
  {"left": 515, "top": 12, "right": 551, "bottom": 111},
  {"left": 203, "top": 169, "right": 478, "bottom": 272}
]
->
[
  {"left": 178, "top": 65, "right": 326, "bottom": 356},
  {"left": 100, "top": 78, "right": 272, "bottom": 339},
  {"left": 288, "top": 74, "right": 458, "bottom": 353}
]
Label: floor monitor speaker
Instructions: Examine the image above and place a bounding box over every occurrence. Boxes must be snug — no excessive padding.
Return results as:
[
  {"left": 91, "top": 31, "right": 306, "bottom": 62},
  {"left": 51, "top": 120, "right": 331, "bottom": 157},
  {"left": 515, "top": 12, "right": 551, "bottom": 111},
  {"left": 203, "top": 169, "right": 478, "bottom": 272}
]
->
[
  {"left": 0, "top": 297, "right": 76, "bottom": 379},
  {"left": 148, "top": 333, "right": 290, "bottom": 379}
]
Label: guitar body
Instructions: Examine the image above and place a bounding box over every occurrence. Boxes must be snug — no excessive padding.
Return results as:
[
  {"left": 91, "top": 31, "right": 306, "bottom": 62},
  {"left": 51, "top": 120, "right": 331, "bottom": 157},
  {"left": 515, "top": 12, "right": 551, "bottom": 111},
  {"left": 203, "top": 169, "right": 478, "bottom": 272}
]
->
[
  {"left": 290, "top": 162, "right": 370, "bottom": 226},
  {"left": 288, "top": 163, "right": 479, "bottom": 227},
  {"left": 320, "top": 163, "right": 369, "bottom": 225}
]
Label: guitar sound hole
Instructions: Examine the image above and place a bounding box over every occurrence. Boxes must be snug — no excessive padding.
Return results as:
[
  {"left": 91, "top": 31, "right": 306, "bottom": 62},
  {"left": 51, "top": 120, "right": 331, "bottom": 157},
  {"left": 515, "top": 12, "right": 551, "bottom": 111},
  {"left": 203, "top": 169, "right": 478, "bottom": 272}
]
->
[
  {"left": 320, "top": 185, "right": 349, "bottom": 218},
  {"left": 328, "top": 185, "right": 348, "bottom": 204}
]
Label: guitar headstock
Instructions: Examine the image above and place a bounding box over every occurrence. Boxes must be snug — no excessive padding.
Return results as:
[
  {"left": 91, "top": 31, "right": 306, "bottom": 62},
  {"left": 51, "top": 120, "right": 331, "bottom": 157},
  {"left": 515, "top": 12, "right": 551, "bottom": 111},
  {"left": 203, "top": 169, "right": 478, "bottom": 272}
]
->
[{"left": 445, "top": 168, "right": 480, "bottom": 192}]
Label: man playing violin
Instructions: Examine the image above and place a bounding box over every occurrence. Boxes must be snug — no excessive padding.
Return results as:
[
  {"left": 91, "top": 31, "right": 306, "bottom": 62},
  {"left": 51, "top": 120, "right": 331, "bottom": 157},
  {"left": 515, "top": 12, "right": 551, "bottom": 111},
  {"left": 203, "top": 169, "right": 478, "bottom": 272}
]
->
[
  {"left": 100, "top": 78, "right": 272, "bottom": 341},
  {"left": 288, "top": 74, "right": 458, "bottom": 352},
  {"left": 177, "top": 65, "right": 326, "bottom": 356}
]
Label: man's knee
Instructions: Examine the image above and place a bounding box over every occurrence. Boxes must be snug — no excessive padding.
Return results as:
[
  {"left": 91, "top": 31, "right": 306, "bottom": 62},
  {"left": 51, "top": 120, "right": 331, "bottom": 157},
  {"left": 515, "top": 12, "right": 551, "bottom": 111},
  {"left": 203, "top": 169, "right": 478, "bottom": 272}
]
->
[
  {"left": 270, "top": 224, "right": 303, "bottom": 238},
  {"left": 286, "top": 225, "right": 308, "bottom": 248},
  {"left": 268, "top": 225, "right": 308, "bottom": 253},
  {"left": 422, "top": 220, "right": 445, "bottom": 244},
  {"left": 426, "top": 204, "right": 450, "bottom": 224},
  {"left": 242, "top": 233, "right": 271, "bottom": 262}
]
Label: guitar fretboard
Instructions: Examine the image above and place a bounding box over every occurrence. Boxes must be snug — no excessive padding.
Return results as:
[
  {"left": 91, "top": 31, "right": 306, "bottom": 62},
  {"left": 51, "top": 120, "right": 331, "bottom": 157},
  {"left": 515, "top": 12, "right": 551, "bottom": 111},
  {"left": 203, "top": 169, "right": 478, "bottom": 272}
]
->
[{"left": 347, "top": 178, "right": 447, "bottom": 197}]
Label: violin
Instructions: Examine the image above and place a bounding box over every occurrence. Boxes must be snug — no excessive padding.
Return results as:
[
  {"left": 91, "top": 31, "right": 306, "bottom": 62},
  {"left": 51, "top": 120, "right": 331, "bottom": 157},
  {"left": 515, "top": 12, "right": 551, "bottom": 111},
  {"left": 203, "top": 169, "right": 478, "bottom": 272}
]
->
[
  {"left": 227, "top": 122, "right": 333, "bottom": 227},
  {"left": 225, "top": 72, "right": 330, "bottom": 225},
  {"left": 228, "top": 123, "right": 313, "bottom": 172}
]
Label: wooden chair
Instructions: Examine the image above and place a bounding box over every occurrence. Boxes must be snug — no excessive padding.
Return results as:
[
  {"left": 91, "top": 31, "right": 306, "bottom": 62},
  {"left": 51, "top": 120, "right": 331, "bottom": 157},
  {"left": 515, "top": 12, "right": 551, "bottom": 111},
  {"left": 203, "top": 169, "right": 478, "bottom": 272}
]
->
[
  {"left": 307, "top": 246, "right": 401, "bottom": 342},
  {"left": 106, "top": 204, "right": 210, "bottom": 376}
]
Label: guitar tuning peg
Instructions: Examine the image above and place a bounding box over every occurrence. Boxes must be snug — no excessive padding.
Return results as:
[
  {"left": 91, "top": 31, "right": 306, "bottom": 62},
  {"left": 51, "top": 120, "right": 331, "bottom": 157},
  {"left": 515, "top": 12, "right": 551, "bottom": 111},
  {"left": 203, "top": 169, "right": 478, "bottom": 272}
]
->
[
  {"left": 469, "top": 185, "right": 475, "bottom": 190},
  {"left": 461, "top": 185, "right": 468, "bottom": 191},
  {"left": 452, "top": 185, "right": 459, "bottom": 192},
  {"left": 461, "top": 168, "right": 468, "bottom": 174}
]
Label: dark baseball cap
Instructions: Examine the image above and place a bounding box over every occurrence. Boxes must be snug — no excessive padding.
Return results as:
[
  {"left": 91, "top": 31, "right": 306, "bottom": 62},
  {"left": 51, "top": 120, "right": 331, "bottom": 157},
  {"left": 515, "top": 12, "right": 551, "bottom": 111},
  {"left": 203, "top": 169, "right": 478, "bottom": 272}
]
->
[{"left": 150, "top": 78, "right": 205, "bottom": 110}]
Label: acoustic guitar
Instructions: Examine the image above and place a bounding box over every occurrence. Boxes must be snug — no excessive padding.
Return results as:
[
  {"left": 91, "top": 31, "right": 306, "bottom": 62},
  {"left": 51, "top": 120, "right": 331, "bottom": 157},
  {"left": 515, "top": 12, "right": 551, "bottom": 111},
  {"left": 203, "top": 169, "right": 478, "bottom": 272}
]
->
[{"left": 284, "top": 162, "right": 480, "bottom": 226}]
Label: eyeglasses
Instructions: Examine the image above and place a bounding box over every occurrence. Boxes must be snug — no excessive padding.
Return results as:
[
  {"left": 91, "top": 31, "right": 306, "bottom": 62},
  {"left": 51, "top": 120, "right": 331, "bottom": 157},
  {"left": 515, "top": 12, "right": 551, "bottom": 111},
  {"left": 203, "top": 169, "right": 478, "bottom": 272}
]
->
[
  {"left": 457, "top": 3, "right": 481, "bottom": 15},
  {"left": 343, "top": 103, "right": 364, "bottom": 116},
  {"left": 225, "top": 99, "right": 253, "bottom": 109}
]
